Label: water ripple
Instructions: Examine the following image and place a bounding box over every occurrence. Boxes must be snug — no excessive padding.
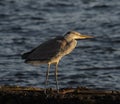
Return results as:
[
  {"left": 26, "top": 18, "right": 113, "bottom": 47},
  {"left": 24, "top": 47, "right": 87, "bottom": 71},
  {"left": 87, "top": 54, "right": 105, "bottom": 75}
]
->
[{"left": 0, "top": 0, "right": 120, "bottom": 90}]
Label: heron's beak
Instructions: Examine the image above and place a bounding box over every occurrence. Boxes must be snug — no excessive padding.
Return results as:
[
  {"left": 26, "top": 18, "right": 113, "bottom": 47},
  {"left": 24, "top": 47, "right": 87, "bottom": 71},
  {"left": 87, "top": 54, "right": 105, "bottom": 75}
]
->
[{"left": 78, "top": 34, "right": 94, "bottom": 39}]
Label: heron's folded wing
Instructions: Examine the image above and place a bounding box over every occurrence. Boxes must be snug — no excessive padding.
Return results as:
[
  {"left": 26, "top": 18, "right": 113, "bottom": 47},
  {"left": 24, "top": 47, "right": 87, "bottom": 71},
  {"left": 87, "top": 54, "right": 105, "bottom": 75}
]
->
[{"left": 22, "top": 36, "right": 65, "bottom": 61}]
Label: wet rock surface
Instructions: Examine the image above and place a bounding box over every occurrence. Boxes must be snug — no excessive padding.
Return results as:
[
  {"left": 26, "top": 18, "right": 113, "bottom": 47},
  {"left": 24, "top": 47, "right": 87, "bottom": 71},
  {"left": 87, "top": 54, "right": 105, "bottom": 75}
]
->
[{"left": 0, "top": 86, "right": 120, "bottom": 104}]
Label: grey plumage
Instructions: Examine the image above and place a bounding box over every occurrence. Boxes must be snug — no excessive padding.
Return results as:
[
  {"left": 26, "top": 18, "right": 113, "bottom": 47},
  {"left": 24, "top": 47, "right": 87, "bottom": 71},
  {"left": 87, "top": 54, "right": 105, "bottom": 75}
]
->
[
  {"left": 22, "top": 31, "right": 93, "bottom": 92},
  {"left": 22, "top": 36, "right": 64, "bottom": 62}
]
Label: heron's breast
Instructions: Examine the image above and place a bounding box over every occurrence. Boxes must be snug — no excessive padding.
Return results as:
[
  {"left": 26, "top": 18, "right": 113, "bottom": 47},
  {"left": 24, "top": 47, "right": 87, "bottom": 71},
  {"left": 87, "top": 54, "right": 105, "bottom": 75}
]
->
[
  {"left": 60, "top": 40, "right": 77, "bottom": 56},
  {"left": 48, "top": 40, "right": 77, "bottom": 64}
]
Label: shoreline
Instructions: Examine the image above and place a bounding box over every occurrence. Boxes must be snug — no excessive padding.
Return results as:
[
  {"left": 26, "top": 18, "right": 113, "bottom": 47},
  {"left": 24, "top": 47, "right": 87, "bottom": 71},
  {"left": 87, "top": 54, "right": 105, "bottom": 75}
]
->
[{"left": 0, "top": 85, "right": 120, "bottom": 104}]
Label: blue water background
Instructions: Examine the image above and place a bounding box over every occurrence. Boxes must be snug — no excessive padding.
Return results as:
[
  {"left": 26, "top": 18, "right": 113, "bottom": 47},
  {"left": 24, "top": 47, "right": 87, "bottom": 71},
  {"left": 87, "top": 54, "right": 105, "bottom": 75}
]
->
[{"left": 0, "top": 0, "right": 120, "bottom": 90}]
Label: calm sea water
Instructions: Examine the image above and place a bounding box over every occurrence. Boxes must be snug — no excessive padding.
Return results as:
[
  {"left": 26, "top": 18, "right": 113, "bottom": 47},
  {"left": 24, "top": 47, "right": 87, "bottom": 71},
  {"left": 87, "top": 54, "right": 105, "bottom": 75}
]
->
[{"left": 0, "top": 0, "right": 120, "bottom": 90}]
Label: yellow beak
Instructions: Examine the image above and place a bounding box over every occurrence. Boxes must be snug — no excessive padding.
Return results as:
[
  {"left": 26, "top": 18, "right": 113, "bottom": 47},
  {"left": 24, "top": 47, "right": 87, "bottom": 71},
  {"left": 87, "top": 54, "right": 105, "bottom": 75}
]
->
[{"left": 79, "top": 34, "right": 94, "bottom": 39}]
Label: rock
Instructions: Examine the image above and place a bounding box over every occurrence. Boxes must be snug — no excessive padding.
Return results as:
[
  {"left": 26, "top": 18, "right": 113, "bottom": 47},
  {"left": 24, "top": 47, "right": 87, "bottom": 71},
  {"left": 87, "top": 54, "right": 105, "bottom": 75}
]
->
[{"left": 0, "top": 85, "right": 120, "bottom": 104}]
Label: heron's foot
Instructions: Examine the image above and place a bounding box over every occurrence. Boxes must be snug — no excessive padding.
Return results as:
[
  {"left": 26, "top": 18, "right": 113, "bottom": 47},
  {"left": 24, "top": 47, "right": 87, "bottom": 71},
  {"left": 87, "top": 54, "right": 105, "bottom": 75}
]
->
[
  {"left": 56, "top": 89, "right": 59, "bottom": 94},
  {"left": 44, "top": 88, "right": 55, "bottom": 94},
  {"left": 44, "top": 89, "right": 47, "bottom": 94}
]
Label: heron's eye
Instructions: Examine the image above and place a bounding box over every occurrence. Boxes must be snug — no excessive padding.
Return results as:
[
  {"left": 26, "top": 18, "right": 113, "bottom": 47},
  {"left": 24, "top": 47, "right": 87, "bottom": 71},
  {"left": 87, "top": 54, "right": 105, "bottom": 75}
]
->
[{"left": 66, "top": 31, "right": 71, "bottom": 34}]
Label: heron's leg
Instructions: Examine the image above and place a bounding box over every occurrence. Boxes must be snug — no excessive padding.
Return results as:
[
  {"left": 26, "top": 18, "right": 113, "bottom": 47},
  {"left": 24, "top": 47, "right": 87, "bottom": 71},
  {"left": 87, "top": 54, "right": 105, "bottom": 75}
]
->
[
  {"left": 55, "top": 63, "right": 59, "bottom": 92},
  {"left": 45, "top": 64, "right": 50, "bottom": 92}
]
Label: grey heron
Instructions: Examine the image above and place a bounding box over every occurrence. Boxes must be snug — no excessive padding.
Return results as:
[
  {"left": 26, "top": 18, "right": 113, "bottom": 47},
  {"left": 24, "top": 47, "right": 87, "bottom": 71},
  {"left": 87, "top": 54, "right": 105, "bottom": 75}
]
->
[{"left": 22, "top": 31, "right": 93, "bottom": 92}]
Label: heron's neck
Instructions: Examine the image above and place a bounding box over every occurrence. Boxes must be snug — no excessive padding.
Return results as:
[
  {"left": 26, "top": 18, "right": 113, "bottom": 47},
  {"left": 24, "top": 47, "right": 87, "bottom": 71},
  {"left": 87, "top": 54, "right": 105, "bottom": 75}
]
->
[{"left": 64, "top": 35, "right": 74, "bottom": 42}]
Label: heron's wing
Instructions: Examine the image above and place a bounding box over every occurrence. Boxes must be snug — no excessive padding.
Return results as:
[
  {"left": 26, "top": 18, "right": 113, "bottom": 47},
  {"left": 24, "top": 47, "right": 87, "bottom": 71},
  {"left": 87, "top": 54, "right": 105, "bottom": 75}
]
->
[{"left": 22, "top": 36, "right": 65, "bottom": 61}]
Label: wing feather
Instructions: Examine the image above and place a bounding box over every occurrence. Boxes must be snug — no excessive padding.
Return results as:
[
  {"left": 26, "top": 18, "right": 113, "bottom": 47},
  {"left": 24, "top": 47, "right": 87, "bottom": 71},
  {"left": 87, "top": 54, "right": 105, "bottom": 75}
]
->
[{"left": 22, "top": 36, "right": 65, "bottom": 61}]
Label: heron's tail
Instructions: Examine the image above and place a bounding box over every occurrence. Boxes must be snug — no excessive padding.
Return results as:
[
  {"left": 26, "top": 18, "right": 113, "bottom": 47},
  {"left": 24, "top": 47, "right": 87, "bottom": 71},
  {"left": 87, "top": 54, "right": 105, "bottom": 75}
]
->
[{"left": 21, "top": 52, "right": 30, "bottom": 59}]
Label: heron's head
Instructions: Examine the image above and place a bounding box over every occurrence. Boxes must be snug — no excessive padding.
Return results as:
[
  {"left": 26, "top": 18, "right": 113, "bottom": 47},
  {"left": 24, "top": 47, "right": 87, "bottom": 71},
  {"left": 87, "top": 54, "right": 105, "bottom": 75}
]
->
[{"left": 64, "top": 31, "right": 93, "bottom": 41}]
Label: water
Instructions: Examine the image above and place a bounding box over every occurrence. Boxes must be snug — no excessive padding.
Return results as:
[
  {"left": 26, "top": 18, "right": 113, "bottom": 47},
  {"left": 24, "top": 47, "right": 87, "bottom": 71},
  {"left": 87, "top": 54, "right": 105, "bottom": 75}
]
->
[{"left": 0, "top": 0, "right": 120, "bottom": 90}]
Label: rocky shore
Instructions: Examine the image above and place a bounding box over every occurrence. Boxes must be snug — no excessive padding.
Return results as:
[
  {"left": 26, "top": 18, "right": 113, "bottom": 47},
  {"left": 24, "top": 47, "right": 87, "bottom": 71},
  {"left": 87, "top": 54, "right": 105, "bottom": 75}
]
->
[{"left": 0, "top": 86, "right": 120, "bottom": 104}]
